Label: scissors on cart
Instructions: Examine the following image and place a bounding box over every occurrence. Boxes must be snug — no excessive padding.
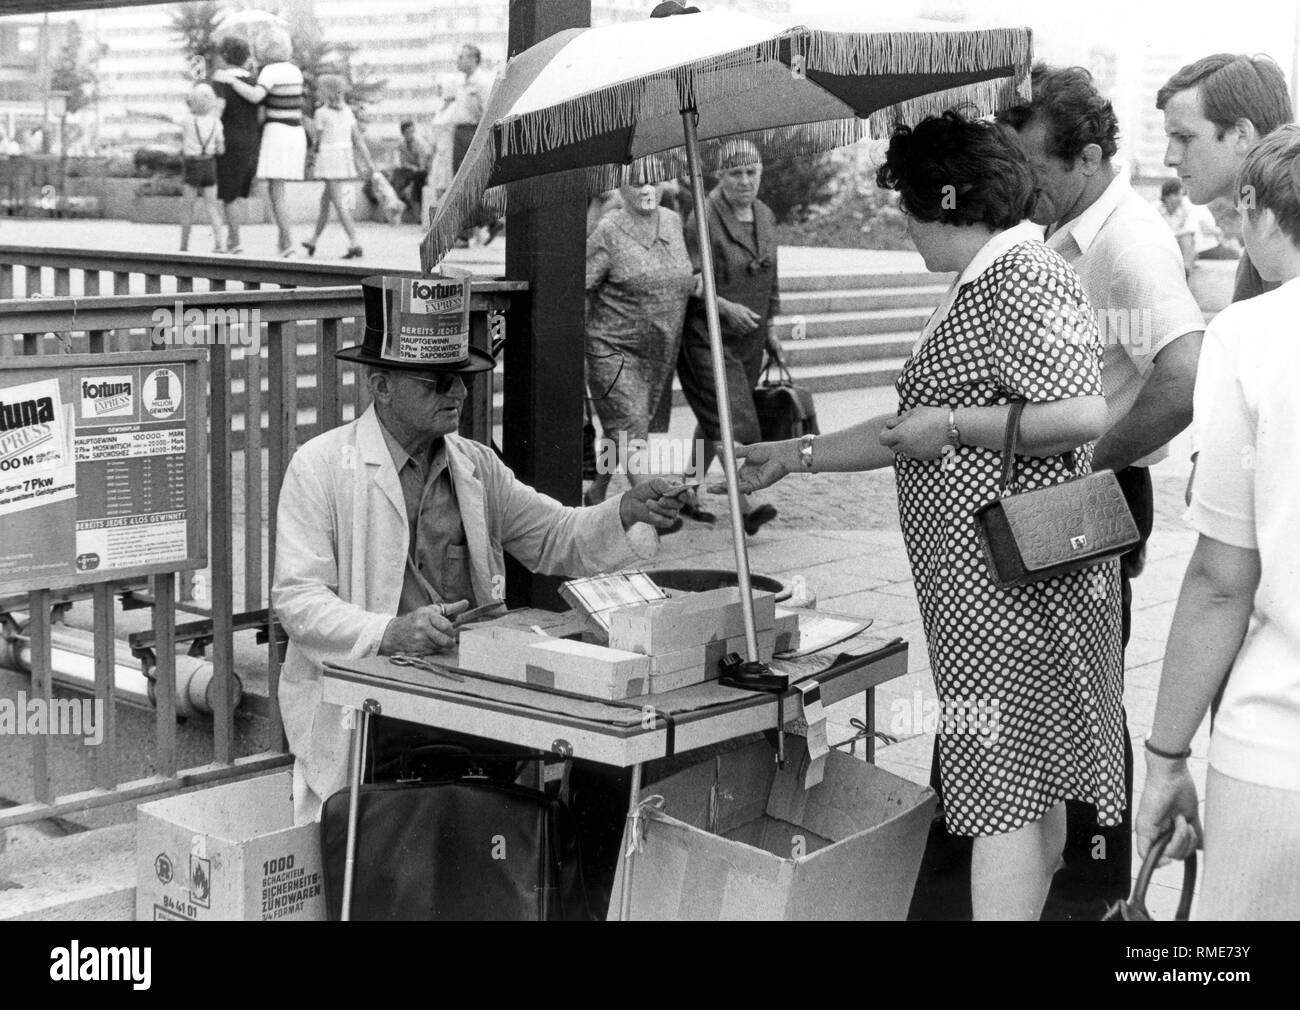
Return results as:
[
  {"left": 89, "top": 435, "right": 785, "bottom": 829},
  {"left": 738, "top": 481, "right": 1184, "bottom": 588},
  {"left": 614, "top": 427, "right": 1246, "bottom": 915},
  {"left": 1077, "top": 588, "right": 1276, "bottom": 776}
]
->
[
  {"left": 389, "top": 653, "right": 465, "bottom": 682},
  {"left": 452, "top": 601, "right": 507, "bottom": 627}
]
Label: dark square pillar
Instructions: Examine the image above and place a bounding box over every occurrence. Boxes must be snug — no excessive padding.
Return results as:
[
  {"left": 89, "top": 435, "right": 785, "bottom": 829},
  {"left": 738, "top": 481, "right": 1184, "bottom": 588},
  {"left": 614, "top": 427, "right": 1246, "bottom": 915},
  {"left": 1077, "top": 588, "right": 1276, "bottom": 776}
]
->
[{"left": 503, "top": 0, "right": 593, "bottom": 611}]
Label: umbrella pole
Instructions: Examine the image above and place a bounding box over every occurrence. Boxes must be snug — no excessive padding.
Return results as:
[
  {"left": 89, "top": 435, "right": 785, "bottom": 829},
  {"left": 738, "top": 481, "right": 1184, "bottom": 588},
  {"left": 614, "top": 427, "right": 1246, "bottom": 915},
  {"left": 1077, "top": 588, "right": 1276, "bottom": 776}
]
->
[{"left": 680, "top": 108, "right": 760, "bottom": 664}]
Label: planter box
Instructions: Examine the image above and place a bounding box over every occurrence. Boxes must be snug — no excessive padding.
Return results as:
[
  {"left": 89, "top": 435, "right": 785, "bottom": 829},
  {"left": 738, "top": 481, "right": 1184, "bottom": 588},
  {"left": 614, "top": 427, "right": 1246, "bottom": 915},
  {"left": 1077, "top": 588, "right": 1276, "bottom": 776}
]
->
[
  {"left": 86, "top": 177, "right": 140, "bottom": 219},
  {"left": 79, "top": 177, "right": 269, "bottom": 223},
  {"left": 131, "top": 194, "right": 183, "bottom": 224}
]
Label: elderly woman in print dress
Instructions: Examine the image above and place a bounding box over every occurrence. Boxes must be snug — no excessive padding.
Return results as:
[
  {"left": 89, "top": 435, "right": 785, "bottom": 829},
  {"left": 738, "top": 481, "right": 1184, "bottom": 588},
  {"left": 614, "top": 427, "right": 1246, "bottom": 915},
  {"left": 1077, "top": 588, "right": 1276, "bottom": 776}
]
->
[
  {"left": 584, "top": 171, "right": 696, "bottom": 505},
  {"left": 736, "top": 112, "right": 1125, "bottom": 920}
]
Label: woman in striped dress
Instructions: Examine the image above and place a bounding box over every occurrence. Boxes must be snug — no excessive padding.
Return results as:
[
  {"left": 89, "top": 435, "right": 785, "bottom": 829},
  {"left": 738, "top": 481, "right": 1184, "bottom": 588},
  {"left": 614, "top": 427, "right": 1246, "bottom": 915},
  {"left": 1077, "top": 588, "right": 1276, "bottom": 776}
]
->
[{"left": 214, "top": 27, "right": 306, "bottom": 256}]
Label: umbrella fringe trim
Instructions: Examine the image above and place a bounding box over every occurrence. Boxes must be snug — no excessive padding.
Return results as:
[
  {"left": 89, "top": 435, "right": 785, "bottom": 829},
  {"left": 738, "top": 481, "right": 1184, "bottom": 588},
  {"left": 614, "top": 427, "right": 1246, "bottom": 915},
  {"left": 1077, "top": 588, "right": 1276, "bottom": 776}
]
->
[
  {"left": 422, "top": 119, "right": 871, "bottom": 269},
  {"left": 493, "top": 120, "right": 870, "bottom": 206},
  {"left": 496, "top": 27, "right": 1031, "bottom": 159},
  {"left": 421, "top": 26, "right": 1033, "bottom": 270},
  {"left": 805, "top": 27, "right": 1032, "bottom": 79},
  {"left": 499, "top": 37, "right": 791, "bottom": 159},
  {"left": 421, "top": 145, "right": 505, "bottom": 271},
  {"left": 867, "top": 73, "right": 1031, "bottom": 136}
]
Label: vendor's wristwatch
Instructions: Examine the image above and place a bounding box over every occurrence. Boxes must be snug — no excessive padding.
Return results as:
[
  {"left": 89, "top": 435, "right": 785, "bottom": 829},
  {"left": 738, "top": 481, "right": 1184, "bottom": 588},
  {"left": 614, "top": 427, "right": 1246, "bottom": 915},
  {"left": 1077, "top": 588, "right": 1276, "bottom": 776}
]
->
[{"left": 798, "top": 433, "right": 816, "bottom": 470}]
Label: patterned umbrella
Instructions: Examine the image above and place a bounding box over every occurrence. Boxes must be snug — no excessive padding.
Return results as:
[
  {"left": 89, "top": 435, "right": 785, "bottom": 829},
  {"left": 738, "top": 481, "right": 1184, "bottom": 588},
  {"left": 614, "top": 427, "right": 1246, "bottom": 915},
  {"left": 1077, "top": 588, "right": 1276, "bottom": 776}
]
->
[{"left": 423, "top": 6, "right": 1032, "bottom": 676}]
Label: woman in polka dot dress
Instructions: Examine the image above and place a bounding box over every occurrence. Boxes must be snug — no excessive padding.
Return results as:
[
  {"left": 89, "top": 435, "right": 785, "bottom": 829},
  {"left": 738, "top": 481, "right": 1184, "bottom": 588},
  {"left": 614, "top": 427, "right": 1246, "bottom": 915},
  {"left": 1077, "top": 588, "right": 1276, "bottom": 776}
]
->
[{"left": 736, "top": 111, "right": 1124, "bottom": 919}]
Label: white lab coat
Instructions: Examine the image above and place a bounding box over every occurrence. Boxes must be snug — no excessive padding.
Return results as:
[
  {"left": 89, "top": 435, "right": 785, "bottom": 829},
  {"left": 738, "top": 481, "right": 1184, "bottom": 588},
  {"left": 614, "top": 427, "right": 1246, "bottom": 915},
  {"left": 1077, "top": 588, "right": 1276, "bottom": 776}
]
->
[{"left": 272, "top": 406, "right": 655, "bottom": 821}]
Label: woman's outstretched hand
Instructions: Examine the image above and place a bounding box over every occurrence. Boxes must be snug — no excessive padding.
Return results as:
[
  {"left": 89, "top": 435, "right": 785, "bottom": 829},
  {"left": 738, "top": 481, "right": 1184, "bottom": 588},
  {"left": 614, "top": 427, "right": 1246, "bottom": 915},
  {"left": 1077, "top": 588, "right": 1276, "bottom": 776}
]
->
[{"left": 735, "top": 440, "right": 796, "bottom": 494}]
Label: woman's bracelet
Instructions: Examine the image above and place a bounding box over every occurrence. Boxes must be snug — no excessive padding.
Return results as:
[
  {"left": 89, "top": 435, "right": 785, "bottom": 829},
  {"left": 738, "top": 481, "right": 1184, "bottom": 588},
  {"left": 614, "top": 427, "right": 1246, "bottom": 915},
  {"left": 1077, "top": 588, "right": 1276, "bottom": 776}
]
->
[{"left": 1144, "top": 738, "right": 1192, "bottom": 761}]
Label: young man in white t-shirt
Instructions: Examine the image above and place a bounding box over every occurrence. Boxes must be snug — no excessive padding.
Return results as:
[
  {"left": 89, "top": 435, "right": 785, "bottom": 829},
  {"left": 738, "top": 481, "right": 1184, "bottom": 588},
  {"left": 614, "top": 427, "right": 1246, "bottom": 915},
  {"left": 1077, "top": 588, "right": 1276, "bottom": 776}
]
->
[{"left": 1137, "top": 124, "right": 1300, "bottom": 919}]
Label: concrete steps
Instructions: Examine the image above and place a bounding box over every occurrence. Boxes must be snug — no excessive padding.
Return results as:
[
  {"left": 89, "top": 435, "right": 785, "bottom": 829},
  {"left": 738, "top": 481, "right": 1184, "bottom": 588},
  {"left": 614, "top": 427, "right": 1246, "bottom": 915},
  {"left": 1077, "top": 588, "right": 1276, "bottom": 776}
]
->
[
  {"left": 771, "top": 306, "right": 933, "bottom": 340},
  {"left": 780, "top": 269, "right": 953, "bottom": 291},
  {"left": 779, "top": 285, "right": 946, "bottom": 313}
]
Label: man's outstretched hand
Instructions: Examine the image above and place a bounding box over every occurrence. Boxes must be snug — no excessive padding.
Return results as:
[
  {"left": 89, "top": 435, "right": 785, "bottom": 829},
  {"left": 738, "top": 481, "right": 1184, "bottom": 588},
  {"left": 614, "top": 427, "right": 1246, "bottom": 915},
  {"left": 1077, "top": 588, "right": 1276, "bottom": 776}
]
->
[
  {"left": 379, "top": 599, "right": 471, "bottom": 655},
  {"left": 618, "top": 477, "right": 693, "bottom": 530}
]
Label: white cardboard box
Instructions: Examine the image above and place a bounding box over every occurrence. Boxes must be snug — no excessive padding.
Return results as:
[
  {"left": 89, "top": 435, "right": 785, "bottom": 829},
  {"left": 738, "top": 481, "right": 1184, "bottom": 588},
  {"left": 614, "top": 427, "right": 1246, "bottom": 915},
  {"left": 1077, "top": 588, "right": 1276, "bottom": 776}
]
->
[
  {"left": 456, "top": 625, "right": 549, "bottom": 679},
  {"left": 609, "top": 587, "right": 776, "bottom": 655},
  {"left": 135, "top": 772, "right": 325, "bottom": 921},
  {"left": 610, "top": 738, "right": 936, "bottom": 920},
  {"left": 524, "top": 638, "right": 652, "bottom": 699}
]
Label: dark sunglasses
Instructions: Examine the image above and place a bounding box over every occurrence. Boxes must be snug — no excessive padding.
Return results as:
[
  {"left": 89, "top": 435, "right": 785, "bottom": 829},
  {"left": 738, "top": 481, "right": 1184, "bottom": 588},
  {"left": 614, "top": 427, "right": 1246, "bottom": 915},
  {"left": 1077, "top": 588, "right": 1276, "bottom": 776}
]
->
[{"left": 404, "top": 372, "right": 469, "bottom": 395}]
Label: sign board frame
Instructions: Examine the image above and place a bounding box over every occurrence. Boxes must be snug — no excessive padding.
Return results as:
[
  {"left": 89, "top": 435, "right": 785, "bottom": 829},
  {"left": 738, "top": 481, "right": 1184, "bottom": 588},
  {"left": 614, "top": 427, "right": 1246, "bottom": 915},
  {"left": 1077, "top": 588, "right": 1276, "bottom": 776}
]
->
[{"left": 0, "top": 350, "right": 208, "bottom": 595}]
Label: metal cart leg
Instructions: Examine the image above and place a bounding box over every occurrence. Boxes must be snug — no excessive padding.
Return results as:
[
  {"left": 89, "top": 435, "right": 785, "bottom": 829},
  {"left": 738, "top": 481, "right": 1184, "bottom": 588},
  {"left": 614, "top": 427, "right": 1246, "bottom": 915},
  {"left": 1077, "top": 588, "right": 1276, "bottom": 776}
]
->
[
  {"left": 617, "top": 761, "right": 643, "bottom": 922},
  {"left": 864, "top": 687, "right": 876, "bottom": 764},
  {"left": 341, "top": 698, "right": 378, "bottom": 922}
]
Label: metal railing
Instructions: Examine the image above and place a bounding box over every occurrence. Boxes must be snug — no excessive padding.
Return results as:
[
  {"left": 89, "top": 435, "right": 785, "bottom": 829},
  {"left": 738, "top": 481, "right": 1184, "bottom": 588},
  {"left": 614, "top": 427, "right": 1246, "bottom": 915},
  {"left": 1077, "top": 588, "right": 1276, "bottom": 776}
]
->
[
  {"left": 0, "top": 244, "right": 394, "bottom": 299},
  {"left": 0, "top": 266, "right": 524, "bottom": 828}
]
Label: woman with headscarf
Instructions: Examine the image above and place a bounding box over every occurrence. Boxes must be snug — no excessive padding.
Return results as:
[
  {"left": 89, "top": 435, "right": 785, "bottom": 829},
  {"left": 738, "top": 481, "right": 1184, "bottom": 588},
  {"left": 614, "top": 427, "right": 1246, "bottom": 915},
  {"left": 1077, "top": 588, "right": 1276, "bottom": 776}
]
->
[{"left": 677, "top": 140, "right": 784, "bottom": 533}]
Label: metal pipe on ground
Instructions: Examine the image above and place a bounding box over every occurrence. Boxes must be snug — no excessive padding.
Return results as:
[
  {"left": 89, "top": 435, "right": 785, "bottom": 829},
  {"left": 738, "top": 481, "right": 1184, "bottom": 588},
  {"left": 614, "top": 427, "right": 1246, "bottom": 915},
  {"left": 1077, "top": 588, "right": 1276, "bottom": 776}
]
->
[{"left": 0, "top": 623, "right": 241, "bottom": 717}]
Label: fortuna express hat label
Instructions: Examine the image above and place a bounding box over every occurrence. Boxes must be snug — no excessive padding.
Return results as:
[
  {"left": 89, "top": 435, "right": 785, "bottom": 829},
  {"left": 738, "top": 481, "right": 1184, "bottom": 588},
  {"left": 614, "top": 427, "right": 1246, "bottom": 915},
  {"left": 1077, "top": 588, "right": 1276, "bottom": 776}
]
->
[{"left": 380, "top": 268, "right": 472, "bottom": 365}]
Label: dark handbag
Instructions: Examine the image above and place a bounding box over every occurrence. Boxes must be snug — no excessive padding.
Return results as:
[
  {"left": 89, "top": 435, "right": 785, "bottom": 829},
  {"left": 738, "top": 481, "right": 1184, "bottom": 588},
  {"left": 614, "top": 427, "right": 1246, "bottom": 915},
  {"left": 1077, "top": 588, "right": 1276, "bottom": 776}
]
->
[
  {"left": 320, "top": 753, "right": 594, "bottom": 921},
  {"left": 753, "top": 357, "right": 820, "bottom": 442},
  {"left": 1102, "top": 826, "right": 1197, "bottom": 921},
  {"left": 974, "top": 401, "right": 1139, "bottom": 587}
]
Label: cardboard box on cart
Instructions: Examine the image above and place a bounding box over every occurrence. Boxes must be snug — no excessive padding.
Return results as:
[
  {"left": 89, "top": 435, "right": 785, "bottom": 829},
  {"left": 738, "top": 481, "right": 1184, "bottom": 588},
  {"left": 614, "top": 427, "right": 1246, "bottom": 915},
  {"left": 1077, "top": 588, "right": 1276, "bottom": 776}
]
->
[
  {"left": 136, "top": 772, "right": 325, "bottom": 921},
  {"left": 610, "top": 738, "right": 936, "bottom": 920}
]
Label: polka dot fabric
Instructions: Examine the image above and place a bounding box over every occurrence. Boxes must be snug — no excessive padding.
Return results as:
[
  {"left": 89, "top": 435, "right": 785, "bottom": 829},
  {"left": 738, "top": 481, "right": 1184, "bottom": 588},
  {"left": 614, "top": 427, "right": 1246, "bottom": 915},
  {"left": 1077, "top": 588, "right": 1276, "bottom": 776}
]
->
[{"left": 894, "top": 240, "right": 1125, "bottom": 838}]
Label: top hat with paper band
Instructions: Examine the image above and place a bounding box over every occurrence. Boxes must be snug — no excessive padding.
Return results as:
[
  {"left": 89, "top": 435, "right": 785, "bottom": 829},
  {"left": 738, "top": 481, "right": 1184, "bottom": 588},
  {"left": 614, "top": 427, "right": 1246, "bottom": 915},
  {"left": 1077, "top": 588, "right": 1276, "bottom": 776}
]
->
[{"left": 335, "top": 274, "right": 496, "bottom": 374}]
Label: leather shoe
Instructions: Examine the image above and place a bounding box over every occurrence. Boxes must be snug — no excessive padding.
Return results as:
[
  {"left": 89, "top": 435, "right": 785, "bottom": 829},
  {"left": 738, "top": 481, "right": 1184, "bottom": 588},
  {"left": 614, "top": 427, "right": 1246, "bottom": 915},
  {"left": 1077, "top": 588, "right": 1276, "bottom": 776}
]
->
[
  {"left": 742, "top": 503, "right": 778, "bottom": 535},
  {"left": 680, "top": 503, "right": 716, "bottom": 524}
]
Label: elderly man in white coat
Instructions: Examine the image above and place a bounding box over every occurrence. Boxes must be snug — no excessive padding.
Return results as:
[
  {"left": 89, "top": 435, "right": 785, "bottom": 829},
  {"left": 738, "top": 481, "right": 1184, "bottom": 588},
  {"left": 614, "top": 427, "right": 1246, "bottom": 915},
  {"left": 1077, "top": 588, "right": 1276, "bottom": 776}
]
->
[{"left": 273, "top": 275, "right": 689, "bottom": 822}]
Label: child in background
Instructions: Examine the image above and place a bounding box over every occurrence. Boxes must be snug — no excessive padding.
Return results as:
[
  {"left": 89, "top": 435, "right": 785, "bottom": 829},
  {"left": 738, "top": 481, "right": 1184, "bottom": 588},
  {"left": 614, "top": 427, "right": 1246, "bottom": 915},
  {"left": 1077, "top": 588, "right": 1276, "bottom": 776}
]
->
[
  {"left": 302, "top": 74, "right": 376, "bottom": 259},
  {"left": 179, "top": 82, "right": 226, "bottom": 253}
]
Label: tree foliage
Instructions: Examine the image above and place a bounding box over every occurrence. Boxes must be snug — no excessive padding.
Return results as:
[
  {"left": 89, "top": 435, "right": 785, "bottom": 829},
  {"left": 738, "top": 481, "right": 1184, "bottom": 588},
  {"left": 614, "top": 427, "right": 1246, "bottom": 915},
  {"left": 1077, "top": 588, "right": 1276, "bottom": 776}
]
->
[
  {"left": 756, "top": 148, "right": 840, "bottom": 225},
  {"left": 168, "top": 0, "right": 226, "bottom": 81},
  {"left": 283, "top": 2, "right": 386, "bottom": 120},
  {"left": 50, "top": 21, "right": 106, "bottom": 116}
]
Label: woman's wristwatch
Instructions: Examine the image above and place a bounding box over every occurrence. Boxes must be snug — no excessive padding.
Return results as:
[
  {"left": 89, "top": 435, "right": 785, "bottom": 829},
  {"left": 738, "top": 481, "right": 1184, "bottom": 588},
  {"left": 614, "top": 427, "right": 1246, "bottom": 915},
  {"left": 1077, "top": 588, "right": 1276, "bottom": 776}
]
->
[
  {"left": 798, "top": 433, "right": 816, "bottom": 471},
  {"left": 946, "top": 407, "right": 962, "bottom": 448}
]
